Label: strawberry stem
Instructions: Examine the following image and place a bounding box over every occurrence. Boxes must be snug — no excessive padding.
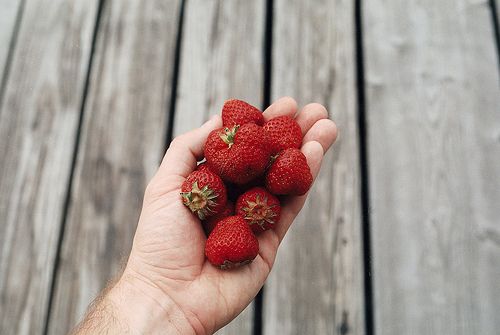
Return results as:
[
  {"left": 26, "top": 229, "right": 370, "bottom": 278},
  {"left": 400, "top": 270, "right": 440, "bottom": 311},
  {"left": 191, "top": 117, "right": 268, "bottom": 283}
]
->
[{"left": 219, "top": 125, "right": 239, "bottom": 148}]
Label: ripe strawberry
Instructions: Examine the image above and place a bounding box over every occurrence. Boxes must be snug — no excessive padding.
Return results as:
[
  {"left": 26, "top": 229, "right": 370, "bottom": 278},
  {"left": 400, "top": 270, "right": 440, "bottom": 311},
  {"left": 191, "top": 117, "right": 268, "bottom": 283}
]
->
[
  {"left": 236, "top": 187, "right": 281, "bottom": 233},
  {"left": 263, "top": 115, "right": 302, "bottom": 154},
  {"left": 205, "top": 216, "right": 259, "bottom": 269},
  {"left": 196, "top": 162, "right": 209, "bottom": 171},
  {"left": 181, "top": 169, "right": 227, "bottom": 220},
  {"left": 265, "top": 148, "right": 313, "bottom": 195},
  {"left": 204, "top": 123, "right": 271, "bottom": 185},
  {"left": 202, "top": 201, "right": 234, "bottom": 235},
  {"left": 222, "top": 99, "right": 264, "bottom": 127}
]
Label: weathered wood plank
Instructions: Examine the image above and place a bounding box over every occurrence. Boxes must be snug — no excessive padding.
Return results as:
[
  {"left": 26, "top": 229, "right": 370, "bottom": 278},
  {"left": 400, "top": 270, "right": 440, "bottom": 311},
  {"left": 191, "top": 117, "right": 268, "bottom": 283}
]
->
[
  {"left": 364, "top": 0, "right": 500, "bottom": 334},
  {"left": 263, "top": 1, "right": 365, "bottom": 334},
  {"left": 0, "top": 0, "right": 23, "bottom": 86},
  {"left": 175, "top": 1, "right": 265, "bottom": 333},
  {"left": 47, "top": 1, "right": 182, "bottom": 334},
  {"left": 174, "top": 0, "right": 264, "bottom": 135},
  {"left": 0, "top": 0, "right": 99, "bottom": 334}
]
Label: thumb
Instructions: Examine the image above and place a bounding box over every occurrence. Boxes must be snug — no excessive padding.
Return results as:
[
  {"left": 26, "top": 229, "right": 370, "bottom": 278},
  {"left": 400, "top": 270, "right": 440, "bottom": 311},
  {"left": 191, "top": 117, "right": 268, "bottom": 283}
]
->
[{"left": 154, "top": 115, "right": 222, "bottom": 181}]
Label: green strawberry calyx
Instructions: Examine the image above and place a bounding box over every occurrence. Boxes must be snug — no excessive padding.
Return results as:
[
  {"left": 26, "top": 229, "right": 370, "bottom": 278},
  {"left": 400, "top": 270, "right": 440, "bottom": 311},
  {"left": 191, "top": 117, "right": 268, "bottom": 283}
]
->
[
  {"left": 241, "top": 195, "right": 278, "bottom": 230},
  {"left": 219, "top": 125, "right": 239, "bottom": 148},
  {"left": 181, "top": 181, "right": 218, "bottom": 220}
]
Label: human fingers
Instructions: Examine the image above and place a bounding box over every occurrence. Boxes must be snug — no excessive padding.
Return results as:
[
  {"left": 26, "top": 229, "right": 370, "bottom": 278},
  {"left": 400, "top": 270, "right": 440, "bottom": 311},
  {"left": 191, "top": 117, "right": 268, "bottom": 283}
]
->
[
  {"left": 302, "top": 118, "right": 338, "bottom": 152},
  {"left": 294, "top": 103, "right": 329, "bottom": 135},
  {"left": 256, "top": 140, "right": 325, "bottom": 269},
  {"left": 273, "top": 140, "right": 325, "bottom": 242},
  {"left": 274, "top": 117, "right": 338, "bottom": 234},
  {"left": 271, "top": 118, "right": 337, "bottom": 242},
  {"left": 262, "top": 96, "right": 297, "bottom": 121}
]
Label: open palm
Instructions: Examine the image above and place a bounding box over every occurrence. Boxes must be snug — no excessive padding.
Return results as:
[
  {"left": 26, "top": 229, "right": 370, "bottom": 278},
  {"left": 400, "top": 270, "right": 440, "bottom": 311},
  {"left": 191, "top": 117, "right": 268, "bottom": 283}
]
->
[{"left": 122, "top": 97, "right": 337, "bottom": 334}]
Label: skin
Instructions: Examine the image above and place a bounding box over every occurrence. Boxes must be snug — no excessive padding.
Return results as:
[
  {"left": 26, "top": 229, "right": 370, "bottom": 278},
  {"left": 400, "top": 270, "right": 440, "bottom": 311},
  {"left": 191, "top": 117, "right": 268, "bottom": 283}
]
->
[{"left": 72, "top": 97, "right": 338, "bottom": 335}]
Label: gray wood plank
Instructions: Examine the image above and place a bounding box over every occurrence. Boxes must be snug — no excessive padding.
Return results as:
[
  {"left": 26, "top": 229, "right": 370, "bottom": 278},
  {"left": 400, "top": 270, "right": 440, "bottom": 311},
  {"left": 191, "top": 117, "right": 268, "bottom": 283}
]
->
[
  {"left": 174, "top": 0, "right": 264, "bottom": 135},
  {"left": 0, "top": 0, "right": 23, "bottom": 87},
  {"left": 174, "top": 1, "right": 265, "bottom": 333},
  {"left": 47, "top": 1, "right": 182, "bottom": 334},
  {"left": 0, "top": 0, "right": 99, "bottom": 334},
  {"left": 263, "top": 1, "right": 365, "bottom": 334},
  {"left": 364, "top": 0, "right": 500, "bottom": 334}
]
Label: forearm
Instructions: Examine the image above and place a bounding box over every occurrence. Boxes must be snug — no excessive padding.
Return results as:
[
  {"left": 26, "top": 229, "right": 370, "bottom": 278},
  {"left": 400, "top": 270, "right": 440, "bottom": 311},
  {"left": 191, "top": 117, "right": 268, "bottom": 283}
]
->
[
  {"left": 71, "top": 275, "right": 195, "bottom": 335},
  {"left": 70, "top": 284, "right": 128, "bottom": 334}
]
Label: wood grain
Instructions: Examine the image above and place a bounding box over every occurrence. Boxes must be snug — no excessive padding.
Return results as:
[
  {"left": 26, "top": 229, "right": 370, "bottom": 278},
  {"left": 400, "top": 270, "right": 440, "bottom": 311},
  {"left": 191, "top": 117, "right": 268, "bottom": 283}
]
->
[
  {"left": 47, "top": 1, "right": 182, "bottom": 334},
  {"left": 0, "top": 0, "right": 23, "bottom": 87},
  {"left": 263, "top": 0, "right": 365, "bottom": 334},
  {"left": 0, "top": 0, "right": 99, "bottom": 334},
  {"left": 364, "top": 0, "right": 500, "bottom": 334},
  {"left": 174, "top": 0, "right": 264, "bottom": 135},
  {"left": 174, "top": 1, "right": 265, "bottom": 333}
]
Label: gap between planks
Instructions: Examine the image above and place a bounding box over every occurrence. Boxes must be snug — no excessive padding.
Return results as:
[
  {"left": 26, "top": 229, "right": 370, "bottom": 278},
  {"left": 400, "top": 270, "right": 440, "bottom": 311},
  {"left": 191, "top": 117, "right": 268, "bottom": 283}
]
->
[{"left": 42, "top": 0, "right": 107, "bottom": 333}]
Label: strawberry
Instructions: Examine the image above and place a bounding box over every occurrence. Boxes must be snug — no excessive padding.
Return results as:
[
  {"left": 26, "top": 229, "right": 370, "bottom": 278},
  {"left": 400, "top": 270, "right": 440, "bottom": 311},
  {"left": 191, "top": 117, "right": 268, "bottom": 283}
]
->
[
  {"left": 236, "top": 187, "right": 281, "bottom": 233},
  {"left": 202, "top": 201, "right": 234, "bottom": 235},
  {"left": 204, "top": 123, "right": 271, "bottom": 185},
  {"left": 205, "top": 216, "right": 259, "bottom": 269},
  {"left": 265, "top": 148, "right": 313, "bottom": 195},
  {"left": 222, "top": 99, "right": 264, "bottom": 127},
  {"left": 195, "top": 162, "right": 211, "bottom": 172},
  {"left": 181, "top": 169, "right": 227, "bottom": 220},
  {"left": 263, "top": 115, "right": 302, "bottom": 154}
]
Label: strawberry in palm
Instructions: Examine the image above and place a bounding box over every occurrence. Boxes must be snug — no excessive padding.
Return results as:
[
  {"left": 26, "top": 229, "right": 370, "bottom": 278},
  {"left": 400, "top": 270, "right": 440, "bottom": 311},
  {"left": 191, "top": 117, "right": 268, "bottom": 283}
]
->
[
  {"left": 204, "top": 123, "right": 271, "bottom": 185},
  {"left": 236, "top": 187, "right": 281, "bottom": 233},
  {"left": 205, "top": 216, "right": 259, "bottom": 270},
  {"left": 181, "top": 169, "right": 227, "bottom": 220}
]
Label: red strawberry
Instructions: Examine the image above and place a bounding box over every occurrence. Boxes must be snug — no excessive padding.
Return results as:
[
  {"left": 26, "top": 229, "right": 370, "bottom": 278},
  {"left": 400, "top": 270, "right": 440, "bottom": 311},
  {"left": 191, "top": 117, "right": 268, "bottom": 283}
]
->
[
  {"left": 196, "top": 162, "right": 209, "bottom": 171},
  {"left": 202, "top": 201, "right": 234, "bottom": 235},
  {"left": 205, "top": 216, "right": 259, "bottom": 269},
  {"left": 204, "top": 123, "right": 271, "bottom": 185},
  {"left": 265, "top": 148, "right": 313, "bottom": 195},
  {"left": 181, "top": 169, "right": 227, "bottom": 220},
  {"left": 222, "top": 99, "right": 264, "bottom": 127},
  {"left": 236, "top": 187, "right": 281, "bottom": 233},
  {"left": 263, "top": 115, "right": 302, "bottom": 154}
]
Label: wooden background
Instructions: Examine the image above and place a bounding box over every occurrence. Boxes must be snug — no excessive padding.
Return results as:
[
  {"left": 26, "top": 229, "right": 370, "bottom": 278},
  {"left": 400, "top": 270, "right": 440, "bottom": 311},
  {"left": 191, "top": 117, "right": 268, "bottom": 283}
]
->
[{"left": 0, "top": 0, "right": 498, "bottom": 334}]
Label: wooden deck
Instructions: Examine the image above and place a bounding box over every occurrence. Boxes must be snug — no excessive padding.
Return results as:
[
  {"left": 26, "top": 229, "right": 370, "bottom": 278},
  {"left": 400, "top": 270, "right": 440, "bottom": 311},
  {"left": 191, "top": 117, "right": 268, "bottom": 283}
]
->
[{"left": 0, "top": 0, "right": 498, "bottom": 334}]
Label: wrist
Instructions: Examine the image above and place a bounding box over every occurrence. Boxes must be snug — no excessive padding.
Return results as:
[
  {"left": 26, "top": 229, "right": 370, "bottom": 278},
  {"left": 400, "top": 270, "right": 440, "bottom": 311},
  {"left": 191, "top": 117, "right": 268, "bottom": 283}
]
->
[{"left": 105, "top": 271, "right": 196, "bottom": 335}]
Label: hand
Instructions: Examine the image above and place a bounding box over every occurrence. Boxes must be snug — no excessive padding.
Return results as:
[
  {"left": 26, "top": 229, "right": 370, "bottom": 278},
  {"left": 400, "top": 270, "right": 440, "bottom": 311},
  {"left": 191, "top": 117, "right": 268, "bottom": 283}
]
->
[{"left": 73, "top": 97, "right": 337, "bottom": 335}]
